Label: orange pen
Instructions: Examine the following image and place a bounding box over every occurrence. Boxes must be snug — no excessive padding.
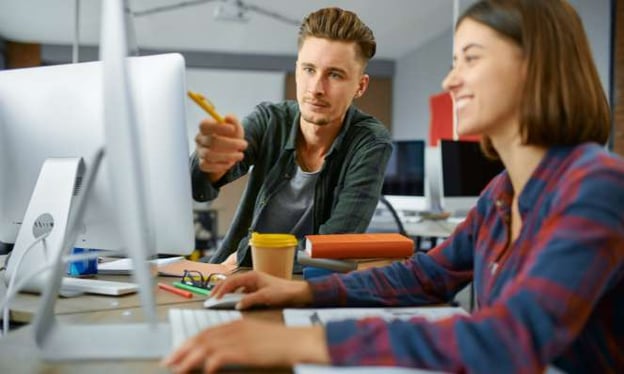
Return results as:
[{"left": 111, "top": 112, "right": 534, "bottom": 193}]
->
[
  {"left": 158, "top": 282, "right": 193, "bottom": 299},
  {"left": 187, "top": 90, "right": 225, "bottom": 123}
]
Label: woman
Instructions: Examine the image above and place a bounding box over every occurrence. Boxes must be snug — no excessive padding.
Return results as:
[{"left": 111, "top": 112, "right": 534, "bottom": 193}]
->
[{"left": 163, "top": 1, "right": 624, "bottom": 373}]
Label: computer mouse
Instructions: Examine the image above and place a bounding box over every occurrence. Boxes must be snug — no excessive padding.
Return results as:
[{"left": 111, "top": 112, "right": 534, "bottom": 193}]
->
[{"left": 203, "top": 292, "right": 245, "bottom": 309}]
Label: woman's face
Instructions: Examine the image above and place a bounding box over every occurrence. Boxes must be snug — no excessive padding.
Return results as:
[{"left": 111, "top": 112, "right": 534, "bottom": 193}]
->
[{"left": 442, "top": 18, "right": 526, "bottom": 139}]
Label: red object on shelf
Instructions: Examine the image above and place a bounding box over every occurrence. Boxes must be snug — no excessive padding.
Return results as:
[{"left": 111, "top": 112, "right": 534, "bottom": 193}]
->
[{"left": 429, "top": 91, "right": 479, "bottom": 146}]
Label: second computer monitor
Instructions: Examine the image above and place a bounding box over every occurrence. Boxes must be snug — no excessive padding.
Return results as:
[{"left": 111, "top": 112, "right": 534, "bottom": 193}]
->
[
  {"left": 439, "top": 139, "right": 504, "bottom": 216},
  {"left": 382, "top": 140, "right": 427, "bottom": 213}
]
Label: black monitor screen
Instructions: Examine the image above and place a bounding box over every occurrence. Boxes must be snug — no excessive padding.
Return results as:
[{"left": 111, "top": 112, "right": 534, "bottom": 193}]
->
[
  {"left": 382, "top": 140, "right": 425, "bottom": 196},
  {"left": 440, "top": 140, "right": 504, "bottom": 197}
]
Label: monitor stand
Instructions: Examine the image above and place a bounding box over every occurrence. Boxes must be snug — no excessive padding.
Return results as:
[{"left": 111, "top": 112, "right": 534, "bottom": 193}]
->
[
  {"left": 33, "top": 149, "right": 171, "bottom": 361},
  {"left": 3, "top": 158, "right": 84, "bottom": 294}
]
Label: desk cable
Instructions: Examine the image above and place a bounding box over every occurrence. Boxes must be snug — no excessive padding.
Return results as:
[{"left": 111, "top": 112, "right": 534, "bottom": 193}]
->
[{"left": 378, "top": 196, "right": 408, "bottom": 237}]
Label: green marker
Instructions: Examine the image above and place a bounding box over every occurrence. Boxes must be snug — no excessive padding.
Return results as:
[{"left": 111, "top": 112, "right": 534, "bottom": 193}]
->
[{"left": 172, "top": 281, "right": 211, "bottom": 296}]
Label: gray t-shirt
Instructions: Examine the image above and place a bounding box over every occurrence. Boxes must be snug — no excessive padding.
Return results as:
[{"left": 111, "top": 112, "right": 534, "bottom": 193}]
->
[{"left": 254, "top": 165, "right": 320, "bottom": 238}]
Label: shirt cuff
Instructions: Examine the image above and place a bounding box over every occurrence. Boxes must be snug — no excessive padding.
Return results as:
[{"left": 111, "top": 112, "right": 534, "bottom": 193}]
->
[
  {"left": 323, "top": 318, "right": 397, "bottom": 366},
  {"left": 307, "top": 273, "right": 347, "bottom": 307}
]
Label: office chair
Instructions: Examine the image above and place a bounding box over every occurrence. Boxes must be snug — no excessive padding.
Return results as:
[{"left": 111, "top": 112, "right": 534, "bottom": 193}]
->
[{"left": 377, "top": 195, "right": 408, "bottom": 238}]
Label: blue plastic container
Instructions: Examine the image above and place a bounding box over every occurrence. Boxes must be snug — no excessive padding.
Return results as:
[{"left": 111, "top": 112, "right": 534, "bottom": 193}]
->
[{"left": 67, "top": 247, "right": 98, "bottom": 277}]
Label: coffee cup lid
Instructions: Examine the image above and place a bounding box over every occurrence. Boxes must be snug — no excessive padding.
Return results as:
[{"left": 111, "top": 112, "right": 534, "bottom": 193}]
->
[{"left": 250, "top": 232, "right": 297, "bottom": 248}]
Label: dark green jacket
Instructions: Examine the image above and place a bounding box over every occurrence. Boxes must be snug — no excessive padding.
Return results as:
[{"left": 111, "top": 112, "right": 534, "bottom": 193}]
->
[{"left": 191, "top": 101, "right": 392, "bottom": 266}]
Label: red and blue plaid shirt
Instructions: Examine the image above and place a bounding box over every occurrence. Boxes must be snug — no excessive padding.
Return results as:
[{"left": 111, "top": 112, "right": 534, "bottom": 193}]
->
[{"left": 309, "top": 143, "right": 624, "bottom": 373}]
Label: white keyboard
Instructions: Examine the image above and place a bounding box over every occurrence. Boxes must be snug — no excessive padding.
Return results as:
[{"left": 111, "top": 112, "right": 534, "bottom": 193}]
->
[
  {"left": 61, "top": 277, "right": 138, "bottom": 296},
  {"left": 169, "top": 308, "right": 242, "bottom": 349}
]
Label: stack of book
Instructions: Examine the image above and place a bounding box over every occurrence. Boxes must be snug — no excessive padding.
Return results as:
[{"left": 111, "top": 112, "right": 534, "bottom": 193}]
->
[{"left": 297, "top": 233, "right": 415, "bottom": 279}]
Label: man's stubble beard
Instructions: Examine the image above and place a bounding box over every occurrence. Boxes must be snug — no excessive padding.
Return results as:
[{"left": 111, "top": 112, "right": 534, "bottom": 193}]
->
[{"left": 301, "top": 113, "right": 330, "bottom": 126}]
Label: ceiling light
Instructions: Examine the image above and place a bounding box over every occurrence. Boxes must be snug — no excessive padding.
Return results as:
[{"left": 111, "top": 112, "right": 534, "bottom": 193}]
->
[{"left": 213, "top": 0, "right": 249, "bottom": 23}]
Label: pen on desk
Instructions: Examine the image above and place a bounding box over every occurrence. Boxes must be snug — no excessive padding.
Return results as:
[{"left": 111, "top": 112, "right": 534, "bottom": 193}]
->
[
  {"left": 158, "top": 282, "right": 193, "bottom": 298},
  {"left": 187, "top": 90, "right": 225, "bottom": 123},
  {"left": 172, "top": 281, "right": 211, "bottom": 296}
]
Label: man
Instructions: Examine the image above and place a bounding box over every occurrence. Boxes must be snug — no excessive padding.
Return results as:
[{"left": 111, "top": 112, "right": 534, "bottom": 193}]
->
[{"left": 191, "top": 7, "right": 392, "bottom": 266}]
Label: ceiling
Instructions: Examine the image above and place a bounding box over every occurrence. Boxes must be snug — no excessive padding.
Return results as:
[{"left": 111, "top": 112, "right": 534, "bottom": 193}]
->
[{"left": 0, "top": 0, "right": 455, "bottom": 60}]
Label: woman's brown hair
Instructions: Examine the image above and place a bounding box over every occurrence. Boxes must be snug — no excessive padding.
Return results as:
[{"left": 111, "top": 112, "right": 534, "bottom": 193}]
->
[{"left": 458, "top": 0, "right": 610, "bottom": 156}]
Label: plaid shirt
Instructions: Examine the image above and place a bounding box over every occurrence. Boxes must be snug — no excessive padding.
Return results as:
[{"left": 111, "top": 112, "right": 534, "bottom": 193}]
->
[
  {"left": 191, "top": 101, "right": 392, "bottom": 266},
  {"left": 309, "top": 143, "right": 624, "bottom": 373}
]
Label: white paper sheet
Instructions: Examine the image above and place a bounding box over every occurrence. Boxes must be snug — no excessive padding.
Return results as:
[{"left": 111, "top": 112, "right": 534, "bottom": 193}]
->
[
  {"left": 97, "top": 256, "right": 183, "bottom": 274},
  {"left": 283, "top": 306, "right": 467, "bottom": 327}
]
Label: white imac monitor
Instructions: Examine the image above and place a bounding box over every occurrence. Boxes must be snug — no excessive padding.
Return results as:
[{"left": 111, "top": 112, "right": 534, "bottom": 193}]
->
[
  {"left": 0, "top": 54, "right": 195, "bottom": 256},
  {"left": 382, "top": 140, "right": 428, "bottom": 217},
  {"left": 439, "top": 140, "right": 504, "bottom": 217},
  {"left": 1, "top": 0, "right": 191, "bottom": 360}
]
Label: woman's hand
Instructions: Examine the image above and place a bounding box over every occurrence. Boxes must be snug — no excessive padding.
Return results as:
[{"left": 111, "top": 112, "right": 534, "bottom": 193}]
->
[
  {"left": 211, "top": 271, "right": 314, "bottom": 310},
  {"left": 161, "top": 319, "right": 330, "bottom": 373}
]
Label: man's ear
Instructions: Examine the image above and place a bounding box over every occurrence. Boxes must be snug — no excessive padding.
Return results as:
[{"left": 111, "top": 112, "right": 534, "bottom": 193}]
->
[{"left": 354, "top": 74, "right": 370, "bottom": 99}]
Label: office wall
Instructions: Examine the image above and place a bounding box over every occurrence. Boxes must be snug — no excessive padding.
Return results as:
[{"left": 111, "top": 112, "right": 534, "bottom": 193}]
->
[
  {"left": 392, "top": 30, "right": 452, "bottom": 141},
  {"left": 184, "top": 68, "right": 285, "bottom": 148},
  {"left": 568, "top": 0, "right": 612, "bottom": 96},
  {"left": 392, "top": 0, "right": 613, "bottom": 141}
]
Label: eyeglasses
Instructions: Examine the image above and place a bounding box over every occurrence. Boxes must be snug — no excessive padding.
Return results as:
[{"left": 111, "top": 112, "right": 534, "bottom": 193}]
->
[{"left": 181, "top": 270, "right": 226, "bottom": 290}]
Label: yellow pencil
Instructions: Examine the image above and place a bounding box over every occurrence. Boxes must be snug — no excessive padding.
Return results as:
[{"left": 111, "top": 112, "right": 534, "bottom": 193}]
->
[{"left": 187, "top": 90, "right": 225, "bottom": 123}]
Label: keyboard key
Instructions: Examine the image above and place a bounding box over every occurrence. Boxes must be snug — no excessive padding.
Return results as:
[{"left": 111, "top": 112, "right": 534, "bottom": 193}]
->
[{"left": 168, "top": 308, "right": 242, "bottom": 349}]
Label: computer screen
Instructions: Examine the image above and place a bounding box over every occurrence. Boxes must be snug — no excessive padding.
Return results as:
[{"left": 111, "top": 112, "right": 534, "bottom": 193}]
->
[
  {"left": 382, "top": 140, "right": 428, "bottom": 213},
  {"left": 439, "top": 140, "right": 504, "bottom": 215},
  {"left": 0, "top": 54, "right": 195, "bottom": 256},
  {"left": 382, "top": 140, "right": 426, "bottom": 196}
]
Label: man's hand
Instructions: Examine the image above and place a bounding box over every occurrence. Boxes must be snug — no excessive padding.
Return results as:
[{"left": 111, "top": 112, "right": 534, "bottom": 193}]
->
[
  {"left": 195, "top": 115, "right": 248, "bottom": 183},
  {"left": 211, "top": 271, "right": 314, "bottom": 310}
]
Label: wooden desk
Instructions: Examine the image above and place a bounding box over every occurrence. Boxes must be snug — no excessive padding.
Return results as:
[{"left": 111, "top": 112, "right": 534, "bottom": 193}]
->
[
  {"left": 0, "top": 308, "right": 286, "bottom": 373},
  {"left": 1, "top": 274, "right": 212, "bottom": 323},
  {"left": 0, "top": 326, "right": 170, "bottom": 374},
  {"left": 0, "top": 268, "right": 291, "bottom": 373},
  {"left": 0, "top": 289, "right": 287, "bottom": 373}
]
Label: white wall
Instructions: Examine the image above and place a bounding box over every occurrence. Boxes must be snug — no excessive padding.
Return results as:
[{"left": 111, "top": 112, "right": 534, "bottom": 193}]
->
[
  {"left": 392, "top": 30, "right": 452, "bottom": 141},
  {"left": 568, "top": 0, "right": 612, "bottom": 95},
  {"left": 184, "top": 68, "right": 285, "bottom": 150}
]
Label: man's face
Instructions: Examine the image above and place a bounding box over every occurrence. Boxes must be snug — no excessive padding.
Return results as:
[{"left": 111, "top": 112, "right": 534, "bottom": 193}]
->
[{"left": 295, "top": 37, "right": 369, "bottom": 128}]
